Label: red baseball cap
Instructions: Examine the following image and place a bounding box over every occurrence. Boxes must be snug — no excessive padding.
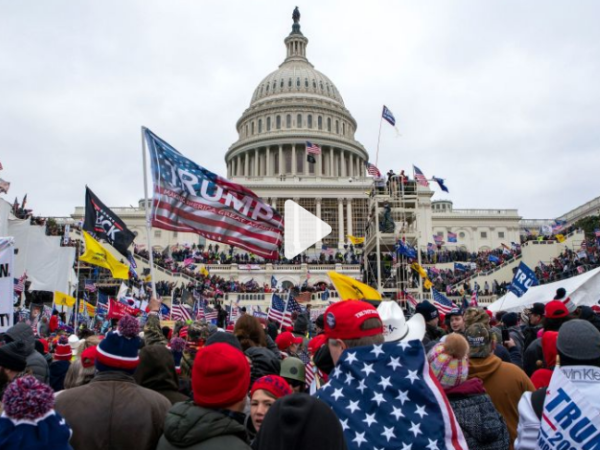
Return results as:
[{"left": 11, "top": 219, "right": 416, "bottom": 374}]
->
[
  {"left": 324, "top": 300, "right": 383, "bottom": 340},
  {"left": 545, "top": 300, "right": 569, "bottom": 319},
  {"left": 308, "top": 334, "right": 327, "bottom": 355},
  {"left": 275, "top": 332, "right": 303, "bottom": 351}
]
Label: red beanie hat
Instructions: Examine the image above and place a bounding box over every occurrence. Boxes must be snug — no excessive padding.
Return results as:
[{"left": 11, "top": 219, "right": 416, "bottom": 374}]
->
[
  {"left": 308, "top": 334, "right": 327, "bottom": 355},
  {"left": 531, "top": 368, "right": 553, "bottom": 390},
  {"left": 81, "top": 346, "right": 98, "bottom": 369},
  {"left": 250, "top": 375, "right": 292, "bottom": 399},
  {"left": 192, "top": 343, "right": 250, "bottom": 408},
  {"left": 54, "top": 336, "right": 72, "bottom": 361}
]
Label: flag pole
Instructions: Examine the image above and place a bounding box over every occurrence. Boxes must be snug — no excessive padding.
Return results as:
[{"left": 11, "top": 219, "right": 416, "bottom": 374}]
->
[
  {"left": 141, "top": 127, "right": 158, "bottom": 299},
  {"left": 74, "top": 240, "right": 81, "bottom": 330},
  {"left": 375, "top": 114, "right": 384, "bottom": 168},
  {"left": 279, "top": 291, "right": 291, "bottom": 332}
]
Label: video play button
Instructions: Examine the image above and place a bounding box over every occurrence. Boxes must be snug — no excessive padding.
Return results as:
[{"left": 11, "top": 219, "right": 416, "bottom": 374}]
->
[{"left": 284, "top": 200, "right": 332, "bottom": 259}]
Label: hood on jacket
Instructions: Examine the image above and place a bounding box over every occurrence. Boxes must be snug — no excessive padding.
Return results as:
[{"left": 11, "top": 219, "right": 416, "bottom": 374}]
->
[
  {"left": 162, "top": 401, "right": 247, "bottom": 448},
  {"left": 4, "top": 323, "right": 35, "bottom": 355},
  {"left": 468, "top": 354, "right": 503, "bottom": 382},
  {"left": 244, "top": 347, "right": 280, "bottom": 386},
  {"left": 444, "top": 377, "right": 486, "bottom": 397},
  {"left": 578, "top": 306, "right": 600, "bottom": 332},
  {"left": 134, "top": 345, "right": 180, "bottom": 393}
]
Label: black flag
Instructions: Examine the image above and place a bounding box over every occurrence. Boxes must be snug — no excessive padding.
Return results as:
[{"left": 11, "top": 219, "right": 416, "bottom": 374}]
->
[
  {"left": 307, "top": 154, "right": 316, "bottom": 164},
  {"left": 83, "top": 187, "right": 135, "bottom": 257}
]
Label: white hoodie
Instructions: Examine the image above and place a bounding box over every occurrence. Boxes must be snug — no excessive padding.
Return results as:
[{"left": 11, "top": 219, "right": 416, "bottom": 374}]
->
[{"left": 515, "top": 366, "right": 600, "bottom": 450}]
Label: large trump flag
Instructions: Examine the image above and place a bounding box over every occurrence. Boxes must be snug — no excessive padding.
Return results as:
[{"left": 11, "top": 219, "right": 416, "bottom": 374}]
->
[{"left": 144, "top": 128, "right": 284, "bottom": 260}]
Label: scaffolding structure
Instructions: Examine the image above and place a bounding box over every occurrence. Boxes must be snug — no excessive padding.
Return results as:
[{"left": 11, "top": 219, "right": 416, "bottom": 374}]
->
[{"left": 363, "top": 177, "right": 423, "bottom": 300}]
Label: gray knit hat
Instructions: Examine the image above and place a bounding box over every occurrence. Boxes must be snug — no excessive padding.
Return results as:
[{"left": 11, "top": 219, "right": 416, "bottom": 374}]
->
[{"left": 557, "top": 320, "right": 600, "bottom": 361}]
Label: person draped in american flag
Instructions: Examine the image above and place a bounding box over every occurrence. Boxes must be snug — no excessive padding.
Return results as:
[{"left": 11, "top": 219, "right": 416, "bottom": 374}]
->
[{"left": 315, "top": 300, "right": 467, "bottom": 450}]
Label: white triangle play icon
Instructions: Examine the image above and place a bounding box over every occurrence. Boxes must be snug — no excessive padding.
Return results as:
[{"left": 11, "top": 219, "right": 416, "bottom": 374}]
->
[{"left": 284, "top": 200, "right": 332, "bottom": 259}]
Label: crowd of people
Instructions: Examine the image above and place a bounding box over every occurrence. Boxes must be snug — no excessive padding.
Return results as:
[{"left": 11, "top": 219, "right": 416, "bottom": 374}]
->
[{"left": 3, "top": 283, "right": 600, "bottom": 450}]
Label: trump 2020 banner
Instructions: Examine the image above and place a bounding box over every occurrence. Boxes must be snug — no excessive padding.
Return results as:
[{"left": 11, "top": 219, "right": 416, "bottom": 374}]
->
[
  {"left": 508, "top": 262, "right": 539, "bottom": 297},
  {"left": 537, "top": 367, "right": 600, "bottom": 449},
  {"left": 144, "top": 128, "right": 283, "bottom": 260},
  {"left": 0, "top": 238, "right": 14, "bottom": 332}
]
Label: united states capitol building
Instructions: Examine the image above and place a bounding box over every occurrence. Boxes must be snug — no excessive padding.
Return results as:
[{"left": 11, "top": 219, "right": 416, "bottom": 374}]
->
[{"left": 67, "top": 10, "right": 593, "bottom": 289}]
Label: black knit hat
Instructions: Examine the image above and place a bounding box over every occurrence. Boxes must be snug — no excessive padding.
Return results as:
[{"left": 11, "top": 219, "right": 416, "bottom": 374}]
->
[
  {"left": 315, "top": 314, "right": 324, "bottom": 329},
  {"left": 254, "top": 394, "right": 347, "bottom": 450},
  {"left": 0, "top": 341, "right": 28, "bottom": 372},
  {"left": 205, "top": 331, "right": 243, "bottom": 351},
  {"left": 416, "top": 300, "right": 439, "bottom": 322}
]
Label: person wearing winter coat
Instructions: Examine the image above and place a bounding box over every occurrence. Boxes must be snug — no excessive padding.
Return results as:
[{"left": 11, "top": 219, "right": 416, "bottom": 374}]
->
[
  {"left": 3, "top": 322, "right": 49, "bottom": 384},
  {"left": 55, "top": 315, "right": 171, "bottom": 450},
  {"left": 428, "top": 333, "right": 510, "bottom": 450},
  {"left": 134, "top": 344, "right": 189, "bottom": 405},
  {"left": 466, "top": 323, "right": 535, "bottom": 449},
  {"left": 245, "top": 347, "right": 281, "bottom": 386},
  {"left": 521, "top": 303, "right": 545, "bottom": 350},
  {"left": 515, "top": 320, "right": 600, "bottom": 450},
  {"left": 49, "top": 336, "right": 72, "bottom": 392},
  {"left": 157, "top": 343, "right": 252, "bottom": 450}
]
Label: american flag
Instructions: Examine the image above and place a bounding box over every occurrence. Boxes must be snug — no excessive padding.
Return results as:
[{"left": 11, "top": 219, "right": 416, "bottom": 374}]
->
[
  {"left": 84, "top": 279, "right": 97, "bottom": 292},
  {"left": 171, "top": 302, "right": 192, "bottom": 322},
  {"left": 595, "top": 228, "right": 600, "bottom": 238},
  {"left": 204, "top": 305, "right": 218, "bottom": 322},
  {"left": 402, "top": 291, "right": 419, "bottom": 308},
  {"left": 470, "top": 290, "right": 478, "bottom": 307},
  {"left": 366, "top": 162, "right": 381, "bottom": 177},
  {"left": 447, "top": 232, "right": 457, "bottom": 243},
  {"left": 267, "top": 294, "right": 293, "bottom": 327},
  {"left": 14, "top": 274, "right": 26, "bottom": 294},
  {"left": 144, "top": 128, "right": 283, "bottom": 260},
  {"left": 431, "top": 288, "right": 455, "bottom": 314},
  {"left": 252, "top": 305, "right": 268, "bottom": 319},
  {"left": 413, "top": 165, "right": 429, "bottom": 187},
  {"left": 315, "top": 340, "right": 467, "bottom": 450},
  {"left": 306, "top": 141, "right": 321, "bottom": 155}
]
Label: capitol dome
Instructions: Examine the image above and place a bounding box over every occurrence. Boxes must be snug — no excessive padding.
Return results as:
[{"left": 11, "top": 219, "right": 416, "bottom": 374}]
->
[{"left": 225, "top": 10, "right": 369, "bottom": 181}]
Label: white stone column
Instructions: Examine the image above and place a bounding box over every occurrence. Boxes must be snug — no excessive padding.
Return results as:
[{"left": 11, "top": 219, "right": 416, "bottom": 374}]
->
[
  {"left": 266, "top": 147, "right": 271, "bottom": 176},
  {"left": 244, "top": 153, "right": 249, "bottom": 177},
  {"left": 254, "top": 149, "right": 259, "bottom": 177},
  {"left": 338, "top": 197, "right": 344, "bottom": 248},
  {"left": 346, "top": 199, "right": 353, "bottom": 237},
  {"left": 317, "top": 148, "right": 322, "bottom": 177},
  {"left": 304, "top": 143, "right": 309, "bottom": 176},
  {"left": 329, "top": 147, "right": 334, "bottom": 177},
  {"left": 341, "top": 150, "right": 346, "bottom": 177},
  {"left": 278, "top": 145, "right": 283, "bottom": 175},
  {"left": 292, "top": 144, "right": 297, "bottom": 175},
  {"left": 235, "top": 156, "right": 240, "bottom": 176}
]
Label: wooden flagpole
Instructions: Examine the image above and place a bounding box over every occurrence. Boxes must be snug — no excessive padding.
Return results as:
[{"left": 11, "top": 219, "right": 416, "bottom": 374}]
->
[{"left": 141, "top": 126, "right": 158, "bottom": 299}]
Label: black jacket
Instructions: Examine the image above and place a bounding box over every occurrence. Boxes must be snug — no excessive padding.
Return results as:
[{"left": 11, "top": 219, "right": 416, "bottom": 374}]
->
[
  {"left": 134, "top": 345, "right": 189, "bottom": 405},
  {"left": 157, "top": 401, "right": 251, "bottom": 450}
]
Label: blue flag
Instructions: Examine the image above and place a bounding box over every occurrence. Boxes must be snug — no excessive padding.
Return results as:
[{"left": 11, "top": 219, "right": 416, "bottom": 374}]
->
[
  {"left": 395, "top": 240, "right": 417, "bottom": 259},
  {"left": 271, "top": 275, "right": 277, "bottom": 289},
  {"left": 454, "top": 263, "right": 467, "bottom": 272},
  {"left": 382, "top": 105, "right": 396, "bottom": 126},
  {"left": 432, "top": 176, "right": 449, "bottom": 193},
  {"left": 508, "top": 262, "right": 539, "bottom": 297},
  {"left": 315, "top": 340, "right": 466, "bottom": 450},
  {"left": 488, "top": 255, "right": 500, "bottom": 264}
]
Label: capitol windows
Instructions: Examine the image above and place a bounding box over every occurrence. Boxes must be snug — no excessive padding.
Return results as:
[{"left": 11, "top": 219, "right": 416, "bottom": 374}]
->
[
  {"left": 154, "top": 230, "right": 161, "bottom": 238},
  {"left": 258, "top": 119, "right": 262, "bottom": 133},
  {"left": 327, "top": 118, "right": 332, "bottom": 132},
  {"left": 305, "top": 78, "right": 308, "bottom": 87},
  {"left": 276, "top": 115, "right": 281, "bottom": 130},
  {"left": 308, "top": 115, "right": 313, "bottom": 128},
  {"left": 173, "top": 231, "right": 178, "bottom": 238},
  {"left": 280, "top": 80, "right": 284, "bottom": 88},
  {"left": 459, "top": 232, "right": 466, "bottom": 239},
  {"left": 480, "top": 231, "right": 488, "bottom": 239},
  {"left": 318, "top": 116, "right": 323, "bottom": 130},
  {"left": 245, "top": 125, "right": 248, "bottom": 137},
  {"left": 320, "top": 81, "right": 324, "bottom": 90},
  {"left": 288, "top": 78, "right": 292, "bottom": 88},
  {"left": 284, "top": 149, "right": 292, "bottom": 173},
  {"left": 342, "top": 123, "right": 346, "bottom": 135},
  {"left": 286, "top": 114, "right": 291, "bottom": 128},
  {"left": 297, "top": 114, "right": 302, "bottom": 128},
  {"left": 336, "top": 120, "right": 339, "bottom": 134},
  {"left": 267, "top": 117, "right": 271, "bottom": 131},
  {"left": 498, "top": 231, "right": 505, "bottom": 238},
  {"left": 312, "top": 79, "right": 317, "bottom": 89},
  {"left": 266, "top": 83, "right": 270, "bottom": 92},
  {"left": 251, "top": 122, "right": 255, "bottom": 135},
  {"left": 296, "top": 77, "right": 300, "bottom": 88}
]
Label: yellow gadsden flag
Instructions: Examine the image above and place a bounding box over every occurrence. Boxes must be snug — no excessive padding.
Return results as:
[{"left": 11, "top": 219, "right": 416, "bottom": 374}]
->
[
  {"left": 423, "top": 279, "right": 433, "bottom": 290},
  {"left": 410, "top": 262, "right": 428, "bottom": 279},
  {"left": 78, "top": 300, "right": 96, "bottom": 317},
  {"left": 556, "top": 234, "right": 566, "bottom": 243},
  {"left": 328, "top": 271, "right": 382, "bottom": 301},
  {"left": 347, "top": 235, "right": 365, "bottom": 245},
  {"left": 54, "top": 291, "right": 76, "bottom": 307},
  {"left": 80, "top": 231, "right": 129, "bottom": 280}
]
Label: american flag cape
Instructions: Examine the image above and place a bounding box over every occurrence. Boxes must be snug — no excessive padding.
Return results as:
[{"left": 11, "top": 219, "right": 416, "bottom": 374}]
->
[
  {"left": 315, "top": 340, "right": 467, "bottom": 450},
  {"left": 432, "top": 288, "right": 455, "bottom": 314},
  {"left": 144, "top": 128, "right": 284, "bottom": 260}
]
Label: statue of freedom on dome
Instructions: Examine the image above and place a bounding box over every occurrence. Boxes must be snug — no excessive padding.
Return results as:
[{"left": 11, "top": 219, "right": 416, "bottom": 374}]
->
[{"left": 292, "top": 7, "right": 300, "bottom": 24}]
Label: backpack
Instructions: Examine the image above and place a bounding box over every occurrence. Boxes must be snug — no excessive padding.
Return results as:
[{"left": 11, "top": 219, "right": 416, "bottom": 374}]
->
[{"left": 531, "top": 387, "right": 546, "bottom": 420}]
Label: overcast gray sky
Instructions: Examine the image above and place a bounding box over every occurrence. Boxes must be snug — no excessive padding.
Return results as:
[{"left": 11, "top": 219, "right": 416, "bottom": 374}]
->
[{"left": 2, "top": 1, "right": 599, "bottom": 219}]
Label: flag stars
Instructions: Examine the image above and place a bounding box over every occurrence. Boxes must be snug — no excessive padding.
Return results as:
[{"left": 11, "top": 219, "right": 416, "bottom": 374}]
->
[
  {"left": 352, "top": 431, "right": 367, "bottom": 448},
  {"left": 345, "top": 352, "right": 358, "bottom": 364},
  {"left": 371, "top": 344, "right": 384, "bottom": 357},
  {"left": 361, "top": 363, "right": 375, "bottom": 377},
  {"left": 382, "top": 426, "right": 396, "bottom": 442},
  {"left": 344, "top": 372, "right": 355, "bottom": 385},
  {"left": 331, "top": 366, "right": 342, "bottom": 379},
  {"left": 378, "top": 376, "right": 392, "bottom": 390},
  {"left": 396, "top": 390, "right": 410, "bottom": 405},
  {"left": 331, "top": 388, "right": 344, "bottom": 401},
  {"left": 426, "top": 439, "right": 439, "bottom": 450},
  {"left": 405, "top": 370, "right": 419, "bottom": 384},
  {"left": 387, "top": 356, "right": 402, "bottom": 371},
  {"left": 357, "top": 379, "right": 367, "bottom": 393},
  {"left": 398, "top": 341, "right": 411, "bottom": 350},
  {"left": 415, "top": 404, "right": 428, "bottom": 418},
  {"left": 362, "top": 413, "right": 377, "bottom": 427},
  {"left": 346, "top": 400, "right": 361, "bottom": 414},
  {"left": 371, "top": 391, "right": 387, "bottom": 406},
  {"left": 400, "top": 443, "right": 413, "bottom": 450},
  {"left": 391, "top": 406, "right": 405, "bottom": 420},
  {"left": 339, "top": 418, "right": 349, "bottom": 431},
  {"left": 408, "top": 421, "right": 422, "bottom": 437}
]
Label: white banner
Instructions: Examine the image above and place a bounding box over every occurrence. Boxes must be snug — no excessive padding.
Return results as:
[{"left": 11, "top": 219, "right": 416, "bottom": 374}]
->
[
  {"left": 537, "top": 367, "right": 600, "bottom": 449},
  {"left": 0, "top": 238, "right": 14, "bottom": 332},
  {"left": 238, "top": 264, "right": 262, "bottom": 270},
  {"left": 63, "top": 224, "right": 70, "bottom": 245}
]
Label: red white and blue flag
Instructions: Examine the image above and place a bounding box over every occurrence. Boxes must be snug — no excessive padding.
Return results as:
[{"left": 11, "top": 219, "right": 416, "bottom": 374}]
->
[
  {"left": 432, "top": 288, "right": 455, "bottom": 314},
  {"left": 366, "top": 162, "right": 381, "bottom": 177},
  {"left": 267, "top": 294, "right": 293, "bottom": 327},
  {"left": 144, "top": 128, "right": 284, "bottom": 260},
  {"left": 171, "top": 302, "right": 192, "bottom": 322},
  {"left": 306, "top": 141, "right": 321, "bottom": 155},
  {"left": 413, "top": 165, "right": 429, "bottom": 187},
  {"left": 315, "top": 340, "right": 467, "bottom": 450}
]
